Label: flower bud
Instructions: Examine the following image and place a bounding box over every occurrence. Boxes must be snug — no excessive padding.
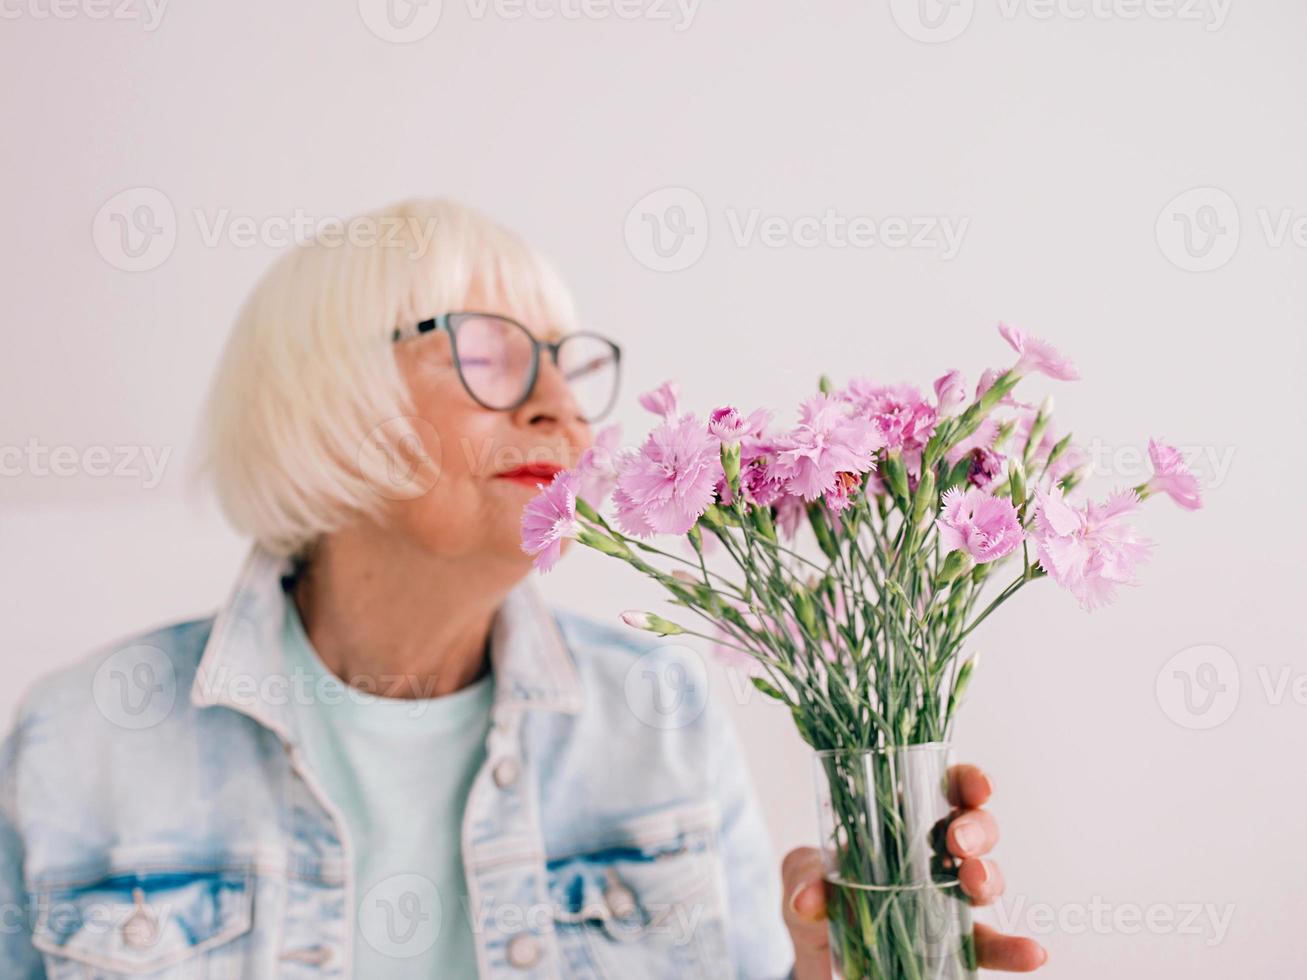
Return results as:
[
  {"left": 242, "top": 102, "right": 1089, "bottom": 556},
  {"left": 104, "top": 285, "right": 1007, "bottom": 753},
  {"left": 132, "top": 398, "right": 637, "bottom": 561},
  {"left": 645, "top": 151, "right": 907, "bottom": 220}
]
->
[
  {"left": 910, "top": 468, "right": 937, "bottom": 526},
  {"left": 687, "top": 523, "right": 703, "bottom": 554},
  {"left": 619, "top": 610, "right": 686, "bottom": 636},
  {"left": 720, "top": 441, "right": 742, "bottom": 495},
  {"left": 793, "top": 587, "right": 817, "bottom": 636},
  {"left": 882, "top": 452, "right": 910, "bottom": 504},
  {"left": 578, "top": 527, "right": 632, "bottom": 559},
  {"left": 806, "top": 503, "right": 841, "bottom": 562},
  {"left": 1022, "top": 410, "right": 1051, "bottom": 466},
  {"left": 1008, "top": 460, "right": 1027, "bottom": 509},
  {"left": 936, "top": 549, "right": 974, "bottom": 585},
  {"left": 700, "top": 504, "right": 727, "bottom": 529},
  {"left": 1045, "top": 432, "right": 1073, "bottom": 470},
  {"left": 947, "top": 654, "right": 980, "bottom": 718}
]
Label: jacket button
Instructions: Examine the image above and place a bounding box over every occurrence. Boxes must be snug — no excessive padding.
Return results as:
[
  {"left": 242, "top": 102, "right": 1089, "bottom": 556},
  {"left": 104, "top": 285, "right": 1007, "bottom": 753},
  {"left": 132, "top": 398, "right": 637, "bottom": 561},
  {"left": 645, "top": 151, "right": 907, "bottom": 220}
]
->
[
  {"left": 506, "top": 932, "right": 541, "bottom": 969},
  {"left": 492, "top": 756, "right": 520, "bottom": 789},
  {"left": 604, "top": 882, "right": 638, "bottom": 920},
  {"left": 122, "top": 889, "right": 158, "bottom": 949}
]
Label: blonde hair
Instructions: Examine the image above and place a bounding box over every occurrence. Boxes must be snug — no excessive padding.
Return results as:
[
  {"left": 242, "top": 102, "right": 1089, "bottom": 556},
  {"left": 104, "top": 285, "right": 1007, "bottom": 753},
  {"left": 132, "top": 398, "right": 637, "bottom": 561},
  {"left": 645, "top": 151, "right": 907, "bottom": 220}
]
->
[{"left": 195, "top": 198, "right": 578, "bottom": 557}]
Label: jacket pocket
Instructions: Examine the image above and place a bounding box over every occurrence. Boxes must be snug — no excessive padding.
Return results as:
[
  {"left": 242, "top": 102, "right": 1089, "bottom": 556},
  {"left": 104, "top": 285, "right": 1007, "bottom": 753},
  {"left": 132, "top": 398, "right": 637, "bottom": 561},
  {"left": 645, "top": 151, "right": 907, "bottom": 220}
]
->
[
  {"left": 546, "top": 802, "right": 733, "bottom": 980},
  {"left": 30, "top": 870, "right": 252, "bottom": 979}
]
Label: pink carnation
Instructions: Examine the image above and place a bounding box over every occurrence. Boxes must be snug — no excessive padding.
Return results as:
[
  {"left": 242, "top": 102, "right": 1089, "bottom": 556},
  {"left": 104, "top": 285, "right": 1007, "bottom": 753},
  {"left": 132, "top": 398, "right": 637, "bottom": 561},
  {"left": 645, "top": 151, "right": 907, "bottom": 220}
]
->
[
  {"left": 945, "top": 418, "right": 1000, "bottom": 466},
  {"left": 575, "top": 423, "right": 621, "bottom": 507},
  {"left": 1031, "top": 487, "right": 1152, "bottom": 610},
  {"left": 772, "top": 394, "right": 882, "bottom": 502},
  {"left": 935, "top": 487, "right": 1025, "bottom": 564},
  {"left": 933, "top": 370, "right": 968, "bottom": 416},
  {"left": 709, "top": 406, "right": 772, "bottom": 443},
  {"left": 966, "top": 447, "right": 1006, "bottom": 490},
  {"left": 998, "top": 323, "right": 1080, "bottom": 382},
  {"left": 613, "top": 413, "right": 723, "bottom": 537},
  {"left": 1145, "top": 439, "right": 1203, "bottom": 510},
  {"left": 520, "top": 470, "right": 580, "bottom": 572},
  {"left": 637, "top": 381, "right": 680, "bottom": 418},
  {"left": 839, "top": 381, "right": 938, "bottom": 452}
]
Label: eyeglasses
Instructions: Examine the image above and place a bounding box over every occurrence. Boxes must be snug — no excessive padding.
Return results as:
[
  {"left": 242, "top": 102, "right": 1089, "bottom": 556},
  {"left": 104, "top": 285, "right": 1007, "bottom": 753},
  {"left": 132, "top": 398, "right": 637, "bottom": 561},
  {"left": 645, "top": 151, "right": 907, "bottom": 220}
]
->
[{"left": 392, "top": 312, "right": 622, "bottom": 423}]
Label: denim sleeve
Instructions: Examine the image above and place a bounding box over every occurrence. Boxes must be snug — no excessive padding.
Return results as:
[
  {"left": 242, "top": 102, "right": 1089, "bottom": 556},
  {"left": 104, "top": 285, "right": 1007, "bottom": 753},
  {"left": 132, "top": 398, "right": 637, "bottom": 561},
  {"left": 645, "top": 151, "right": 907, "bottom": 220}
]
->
[
  {"left": 705, "top": 699, "right": 797, "bottom": 980},
  {"left": 0, "top": 718, "right": 44, "bottom": 979}
]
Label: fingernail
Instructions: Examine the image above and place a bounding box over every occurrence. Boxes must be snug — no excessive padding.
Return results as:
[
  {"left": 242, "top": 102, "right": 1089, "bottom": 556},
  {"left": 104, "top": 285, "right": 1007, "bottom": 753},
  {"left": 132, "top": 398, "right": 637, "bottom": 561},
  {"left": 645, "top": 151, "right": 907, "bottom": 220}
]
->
[
  {"left": 974, "top": 860, "right": 991, "bottom": 886},
  {"left": 1039, "top": 946, "right": 1050, "bottom": 965},
  {"left": 787, "top": 882, "right": 809, "bottom": 915},
  {"left": 954, "top": 822, "right": 983, "bottom": 854},
  {"left": 789, "top": 883, "right": 820, "bottom": 919}
]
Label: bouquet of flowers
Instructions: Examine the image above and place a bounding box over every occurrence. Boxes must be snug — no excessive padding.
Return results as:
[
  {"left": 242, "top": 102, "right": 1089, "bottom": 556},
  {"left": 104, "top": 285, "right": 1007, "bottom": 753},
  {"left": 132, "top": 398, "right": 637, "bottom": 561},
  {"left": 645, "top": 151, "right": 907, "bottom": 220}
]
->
[{"left": 521, "top": 324, "right": 1201, "bottom": 980}]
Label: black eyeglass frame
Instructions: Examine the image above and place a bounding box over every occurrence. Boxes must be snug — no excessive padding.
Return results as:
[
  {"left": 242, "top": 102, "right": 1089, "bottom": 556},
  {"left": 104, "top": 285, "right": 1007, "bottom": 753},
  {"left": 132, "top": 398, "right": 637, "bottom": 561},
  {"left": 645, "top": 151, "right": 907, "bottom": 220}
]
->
[{"left": 392, "top": 312, "right": 623, "bottom": 422}]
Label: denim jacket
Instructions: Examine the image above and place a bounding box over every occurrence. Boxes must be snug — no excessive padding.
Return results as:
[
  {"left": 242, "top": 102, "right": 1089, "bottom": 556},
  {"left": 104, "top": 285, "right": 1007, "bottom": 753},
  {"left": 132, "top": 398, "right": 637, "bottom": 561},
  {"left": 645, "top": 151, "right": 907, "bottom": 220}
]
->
[{"left": 0, "top": 546, "right": 794, "bottom": 979}]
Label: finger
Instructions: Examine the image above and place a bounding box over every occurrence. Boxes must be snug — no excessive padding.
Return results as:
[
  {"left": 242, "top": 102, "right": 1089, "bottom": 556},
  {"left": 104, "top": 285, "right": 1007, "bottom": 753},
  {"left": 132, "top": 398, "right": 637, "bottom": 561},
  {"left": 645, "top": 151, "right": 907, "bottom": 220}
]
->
[
  {"left": 957, "top": 857, "right": 1004, "bottom": 905},
  {"left": 780, "top": 847, "right": 832, "bottom": 978},
  {"left": 973, "top": 922, "right": 1048, "bottom": 971},
  {"left": 947, "top": 764, "right": 993, "bottom": 809},
  {"left": 947, "top": 808, "right": 999, "bottom": 859},
  {"left": 781, "top": 847, "right": 829, "bottom": 929}
]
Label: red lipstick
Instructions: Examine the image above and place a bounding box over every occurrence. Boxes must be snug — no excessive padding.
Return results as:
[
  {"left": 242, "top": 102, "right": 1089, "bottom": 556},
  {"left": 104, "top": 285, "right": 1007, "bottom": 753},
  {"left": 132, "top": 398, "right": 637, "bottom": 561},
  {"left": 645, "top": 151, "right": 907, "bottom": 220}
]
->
[{"left": 494, "top": 463, "right": 563, "bottom": 488}]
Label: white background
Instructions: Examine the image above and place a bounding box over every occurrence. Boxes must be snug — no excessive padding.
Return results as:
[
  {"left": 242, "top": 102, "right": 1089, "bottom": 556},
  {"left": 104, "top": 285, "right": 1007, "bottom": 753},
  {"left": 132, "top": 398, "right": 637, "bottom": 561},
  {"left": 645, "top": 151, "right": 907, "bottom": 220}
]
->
[{"left": 2, "top": 1, "right": 1305, "bottom": 976}]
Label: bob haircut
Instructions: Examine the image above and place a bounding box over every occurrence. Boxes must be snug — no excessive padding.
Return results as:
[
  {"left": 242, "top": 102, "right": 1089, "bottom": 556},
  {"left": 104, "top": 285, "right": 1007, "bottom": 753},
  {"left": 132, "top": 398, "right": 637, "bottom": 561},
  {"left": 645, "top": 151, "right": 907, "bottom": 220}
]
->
[{"left": 196, "top": 198, "right": 578, "bottom": 558}]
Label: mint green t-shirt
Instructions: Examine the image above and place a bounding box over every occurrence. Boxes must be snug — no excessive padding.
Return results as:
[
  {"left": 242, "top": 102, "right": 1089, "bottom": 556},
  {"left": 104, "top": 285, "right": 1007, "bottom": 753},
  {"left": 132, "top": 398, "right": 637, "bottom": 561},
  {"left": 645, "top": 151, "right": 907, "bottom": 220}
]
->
[{"left": 281, "top": 599, "right": 494, "bottom": 977}]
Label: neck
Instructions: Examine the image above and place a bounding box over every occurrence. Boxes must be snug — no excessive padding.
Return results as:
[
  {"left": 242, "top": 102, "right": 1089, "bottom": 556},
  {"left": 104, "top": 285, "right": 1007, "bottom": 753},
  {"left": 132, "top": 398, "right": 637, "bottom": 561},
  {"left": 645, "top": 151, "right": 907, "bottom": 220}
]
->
[{"left": 290, "top": 524, "right": 521, "bottom": 700}]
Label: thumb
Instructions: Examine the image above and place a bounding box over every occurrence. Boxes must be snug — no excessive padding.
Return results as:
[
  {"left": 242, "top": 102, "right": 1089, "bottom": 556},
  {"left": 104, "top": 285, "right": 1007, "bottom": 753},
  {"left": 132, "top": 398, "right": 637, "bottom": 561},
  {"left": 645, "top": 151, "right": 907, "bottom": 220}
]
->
[{"left": 781, "top": 846, "right": 832, "bottom": 980}]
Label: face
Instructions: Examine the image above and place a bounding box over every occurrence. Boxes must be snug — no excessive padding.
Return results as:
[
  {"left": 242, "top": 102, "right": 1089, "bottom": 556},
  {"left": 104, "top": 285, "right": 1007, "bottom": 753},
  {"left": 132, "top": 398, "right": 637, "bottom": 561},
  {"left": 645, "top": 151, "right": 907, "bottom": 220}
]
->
[{"left": 386, "top": 293, "right": 595, "bottom": 572}]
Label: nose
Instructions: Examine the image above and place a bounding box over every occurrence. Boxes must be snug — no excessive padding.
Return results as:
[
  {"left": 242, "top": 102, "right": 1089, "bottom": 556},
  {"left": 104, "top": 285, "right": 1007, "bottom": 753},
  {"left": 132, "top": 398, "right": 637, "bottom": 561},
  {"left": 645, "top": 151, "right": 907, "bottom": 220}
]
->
[{"left": 512, "top": 355, "right": 589, "bottom": 435}]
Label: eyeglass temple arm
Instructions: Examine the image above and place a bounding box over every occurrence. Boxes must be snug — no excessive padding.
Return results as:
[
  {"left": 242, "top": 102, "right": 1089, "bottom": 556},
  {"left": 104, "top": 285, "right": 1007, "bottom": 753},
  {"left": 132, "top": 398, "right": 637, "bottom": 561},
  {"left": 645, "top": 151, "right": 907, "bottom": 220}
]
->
[{"left": 392, "top": 317, "right": 442, "bottom": 342}]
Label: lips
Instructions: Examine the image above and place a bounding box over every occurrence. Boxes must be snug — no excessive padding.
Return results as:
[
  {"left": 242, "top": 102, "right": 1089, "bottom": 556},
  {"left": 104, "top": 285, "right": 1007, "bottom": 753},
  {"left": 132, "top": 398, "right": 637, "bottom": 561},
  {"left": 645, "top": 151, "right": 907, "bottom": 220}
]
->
[{"left": 494, "top": 463, "right": 563, "bottom": 486}]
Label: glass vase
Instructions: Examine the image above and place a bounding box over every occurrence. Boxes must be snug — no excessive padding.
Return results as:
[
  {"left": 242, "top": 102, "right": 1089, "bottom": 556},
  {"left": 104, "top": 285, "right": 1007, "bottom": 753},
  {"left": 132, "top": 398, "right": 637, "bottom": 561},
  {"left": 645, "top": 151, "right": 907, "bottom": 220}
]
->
[{"left": 812, "top": 743, "right": 977, "bottom": 980}]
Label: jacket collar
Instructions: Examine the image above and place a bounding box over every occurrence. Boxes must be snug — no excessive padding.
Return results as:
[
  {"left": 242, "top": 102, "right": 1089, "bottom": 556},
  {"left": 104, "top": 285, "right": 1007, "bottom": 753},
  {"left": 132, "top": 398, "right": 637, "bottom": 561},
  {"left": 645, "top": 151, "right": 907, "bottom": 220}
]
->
[{"left": 190, "top": 544, "right": 582, "bottom": 741}]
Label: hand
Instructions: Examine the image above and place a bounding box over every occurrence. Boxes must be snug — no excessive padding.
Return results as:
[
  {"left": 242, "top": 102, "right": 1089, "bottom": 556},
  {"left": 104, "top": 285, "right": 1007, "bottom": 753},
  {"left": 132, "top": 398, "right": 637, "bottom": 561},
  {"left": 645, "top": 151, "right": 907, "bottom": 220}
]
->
[{"left": 781, "top": 763, "right": 1048, "bottom": 978}]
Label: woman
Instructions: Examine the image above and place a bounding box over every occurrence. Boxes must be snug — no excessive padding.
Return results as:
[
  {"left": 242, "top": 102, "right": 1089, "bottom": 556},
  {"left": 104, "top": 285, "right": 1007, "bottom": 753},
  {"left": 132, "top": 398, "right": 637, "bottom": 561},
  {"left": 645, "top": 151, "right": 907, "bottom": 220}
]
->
[{"left": 0, "top": 199, "right": 1045, "bottom": 978}]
